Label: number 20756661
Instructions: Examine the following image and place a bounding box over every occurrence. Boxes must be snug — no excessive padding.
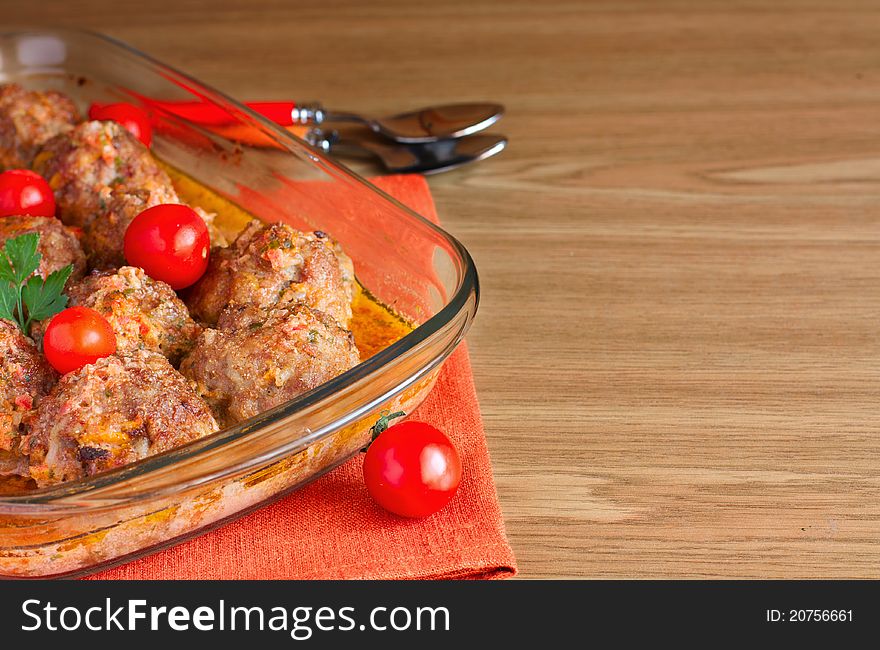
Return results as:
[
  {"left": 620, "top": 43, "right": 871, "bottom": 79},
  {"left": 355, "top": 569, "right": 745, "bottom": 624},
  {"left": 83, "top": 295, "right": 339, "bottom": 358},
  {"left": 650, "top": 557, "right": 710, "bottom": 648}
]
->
[{"left": 766, "top": 609, "right": 853, "bottom": 623}]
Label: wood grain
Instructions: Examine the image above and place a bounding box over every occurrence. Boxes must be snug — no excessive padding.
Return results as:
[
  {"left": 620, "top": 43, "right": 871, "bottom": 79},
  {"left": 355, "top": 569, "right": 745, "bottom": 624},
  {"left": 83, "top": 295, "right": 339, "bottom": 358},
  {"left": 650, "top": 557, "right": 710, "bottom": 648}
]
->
[{"left": 8, "top": 0, "right": 880, "bottom": 578}]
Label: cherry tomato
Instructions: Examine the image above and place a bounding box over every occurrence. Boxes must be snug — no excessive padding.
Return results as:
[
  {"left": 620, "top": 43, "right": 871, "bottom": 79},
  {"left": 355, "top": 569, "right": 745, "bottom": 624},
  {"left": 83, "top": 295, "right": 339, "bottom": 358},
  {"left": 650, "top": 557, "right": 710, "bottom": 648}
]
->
[
  {"left": 123, "top": 204, "right": 210, "bottom": 290},
  {"left": 363, "top": 418, "right": 462, "bottom": 518},
  {"left": 43, "top": 307, "right": 117, "bottom": 375},
  {"left": 0, "top": 169, "right": 55, "bottom": 218},
  {"left": 88, "top": 102, "right": 152, "bottom": 147}
]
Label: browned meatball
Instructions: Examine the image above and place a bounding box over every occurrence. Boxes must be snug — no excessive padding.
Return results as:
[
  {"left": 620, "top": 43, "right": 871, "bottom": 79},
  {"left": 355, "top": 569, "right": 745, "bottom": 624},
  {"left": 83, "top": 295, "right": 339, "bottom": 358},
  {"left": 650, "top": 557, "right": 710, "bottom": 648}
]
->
[
  {"left": 185, "top": 220, "right": 354, "bottom": 327},
  {"left": 21, "top": 351, "right": 218, "bottom": 487},
  {"left": 180, "top": 302, "right": 360, "bottom": 426},
  {"left": 0, "top": 215, "right": 86, "bottom": 282},
  {"left": 0, "top": 83, "right": 80, "bottom": 169},
  {"left": 81, "top": 184, "right": 177, "bottom": 269},
  {"left": 32, "top": 120, "right": 174, "bottom": 229},
  {"left": 83, "top": 186, "right": 224, "bottom": 269},
  {"left": 59, "top": 266, "right": 201, "bottom": 364},
  {"left": 0, "top": 320, "right": 56, "bottom": 475}
]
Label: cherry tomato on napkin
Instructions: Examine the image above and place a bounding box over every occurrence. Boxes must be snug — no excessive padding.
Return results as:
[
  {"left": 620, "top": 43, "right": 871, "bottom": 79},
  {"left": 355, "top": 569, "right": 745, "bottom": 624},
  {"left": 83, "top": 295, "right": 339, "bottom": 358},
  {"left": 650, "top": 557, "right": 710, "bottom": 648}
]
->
[
  {"left": 363, "top": 411, "right": 462, "bottom": 518},
  {"left": 88, "top": 102, "right": 153, "bottom": 147},
  {"left": 0, "top": 169, "right": 55, "bottom": 218}
]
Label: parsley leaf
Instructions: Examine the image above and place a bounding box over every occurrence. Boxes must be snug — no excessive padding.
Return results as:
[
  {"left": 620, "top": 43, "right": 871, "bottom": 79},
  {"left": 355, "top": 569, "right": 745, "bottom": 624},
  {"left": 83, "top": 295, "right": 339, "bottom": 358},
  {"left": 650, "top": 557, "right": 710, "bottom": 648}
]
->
[
  {"left": 3, "top": 233, "right": 41, "bottom": 285},
  {"left": 0, "top": 281, "right": 16, "bottom": 323},
  {"left": 0, "top": 234, "right": 72, "bottom": 335},
  {"left": 22, "top": 265, "right": 72, "bottom": 327},
  {"left": 0, "top": 255, "right": 14, "bottom": 283}
]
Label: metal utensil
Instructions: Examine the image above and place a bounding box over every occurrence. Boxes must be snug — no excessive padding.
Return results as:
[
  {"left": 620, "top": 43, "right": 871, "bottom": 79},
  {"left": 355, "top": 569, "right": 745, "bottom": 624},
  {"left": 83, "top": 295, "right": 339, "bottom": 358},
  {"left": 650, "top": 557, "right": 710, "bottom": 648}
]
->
[
  {"left": 162, "top": 101, "right": 505, "bottom": 143},
  {"left": 295, "top": 101, "right": 505, "bottom": 143},
  {"left": 306, "top": 128, "right": 507, "bottom": 174}
]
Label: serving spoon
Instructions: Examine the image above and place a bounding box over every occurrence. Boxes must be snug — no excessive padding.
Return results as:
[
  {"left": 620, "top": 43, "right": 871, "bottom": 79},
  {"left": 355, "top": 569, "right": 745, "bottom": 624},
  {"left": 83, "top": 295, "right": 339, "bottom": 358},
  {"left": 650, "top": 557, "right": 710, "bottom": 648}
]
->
[
  {"left": 294, "top": 101, "right": 505, "bottom": 143},
  {"left": 159, "top": 100, "right": 505, "bottom": 143},
  {"left": 306, "top": 128, "right": 507, "bottom": 174}
]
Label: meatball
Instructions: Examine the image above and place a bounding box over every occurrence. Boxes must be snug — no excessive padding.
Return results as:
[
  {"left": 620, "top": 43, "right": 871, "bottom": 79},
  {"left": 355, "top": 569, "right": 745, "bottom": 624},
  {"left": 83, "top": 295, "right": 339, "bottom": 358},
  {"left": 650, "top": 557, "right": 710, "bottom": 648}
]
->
[
  {"left": 0, "top": 83, "right": 80, "bottom": 169},
  {"left": 0, "top": 320, "right": 55, "bottom": 469},
  {"left": 185, "top": 220, "right": 354, "bottom": 327},
  {"left": 0, "top": 215, "right": 86, "bottom": 282},
  {"left": 83, "top": 186, "right": 224, "bottom": 269},
  {"left": 59, "top": 266, "right": 201, "bottom": 363},
  {"left": 21, "top": 351, "right": 218, "bottom": 487},
  {"left": 32, "top": 120, "right": 174, "bottom": 229},
  {"left": 180, "top": 302, "right": 360, "bottom": 426},
  {"left": 81, "top": 184, "right": 176, "bottom": 269}
]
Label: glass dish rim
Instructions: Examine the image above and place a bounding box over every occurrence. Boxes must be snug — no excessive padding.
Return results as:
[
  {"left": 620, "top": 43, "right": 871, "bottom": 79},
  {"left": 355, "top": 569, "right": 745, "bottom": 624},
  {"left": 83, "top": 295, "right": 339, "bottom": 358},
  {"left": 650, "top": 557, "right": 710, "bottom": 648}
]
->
[{"left": 0, "top": 27, "right": 479, "bottom": 509}]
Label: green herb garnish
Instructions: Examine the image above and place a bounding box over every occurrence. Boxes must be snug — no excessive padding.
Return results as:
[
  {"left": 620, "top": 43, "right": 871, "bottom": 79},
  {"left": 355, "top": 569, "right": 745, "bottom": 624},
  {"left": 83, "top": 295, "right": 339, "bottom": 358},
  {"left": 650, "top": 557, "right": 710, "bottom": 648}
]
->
[
  {"left": 0, "top": 233, "right": 72, "bottom": 334},
  {"left": 365, "top": 410, "right": 406, "bottom": 448}
]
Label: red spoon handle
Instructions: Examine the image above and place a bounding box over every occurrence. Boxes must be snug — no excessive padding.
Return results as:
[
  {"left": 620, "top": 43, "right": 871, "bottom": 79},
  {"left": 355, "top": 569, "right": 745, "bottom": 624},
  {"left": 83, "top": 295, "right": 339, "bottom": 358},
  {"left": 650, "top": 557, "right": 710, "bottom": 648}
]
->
[
  {"left": 243, "top": 101, "right": 298, "bottom": 125},
  {"left": 152, "top": 101, "right": 298, "bottom": 126}
]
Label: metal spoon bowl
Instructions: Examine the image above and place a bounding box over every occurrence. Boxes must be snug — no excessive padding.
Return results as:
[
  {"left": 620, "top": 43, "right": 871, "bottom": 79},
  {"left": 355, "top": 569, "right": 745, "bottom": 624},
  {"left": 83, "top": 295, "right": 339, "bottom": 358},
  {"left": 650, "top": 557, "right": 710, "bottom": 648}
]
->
[
  {"left": 298, "top": 102, "right": 505, "bottom": 143},
  {"left": 306, "top": 129, "right": 507, "bottom": 174}
]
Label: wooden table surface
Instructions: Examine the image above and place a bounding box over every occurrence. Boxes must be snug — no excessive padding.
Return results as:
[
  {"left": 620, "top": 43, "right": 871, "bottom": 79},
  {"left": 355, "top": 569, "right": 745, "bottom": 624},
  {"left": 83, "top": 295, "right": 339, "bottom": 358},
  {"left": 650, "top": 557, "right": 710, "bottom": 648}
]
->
[{"left": 10, "top": 0, "right": 880, "bottom": 578}]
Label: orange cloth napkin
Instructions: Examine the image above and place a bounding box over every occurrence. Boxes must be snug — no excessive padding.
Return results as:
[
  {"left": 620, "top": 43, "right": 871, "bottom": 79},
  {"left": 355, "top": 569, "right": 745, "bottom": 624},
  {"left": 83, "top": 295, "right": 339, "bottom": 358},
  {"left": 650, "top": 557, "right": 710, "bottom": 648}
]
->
[{"left": 88, "top": 175, "right": 517, "bottom": 580}]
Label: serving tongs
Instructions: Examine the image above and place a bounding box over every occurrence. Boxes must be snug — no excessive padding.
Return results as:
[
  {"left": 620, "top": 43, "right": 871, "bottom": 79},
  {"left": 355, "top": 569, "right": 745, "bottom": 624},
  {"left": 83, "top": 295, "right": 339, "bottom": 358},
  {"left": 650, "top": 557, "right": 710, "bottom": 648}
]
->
[{"left": 155, "top": 99, "right": 507, "bottom": 173}]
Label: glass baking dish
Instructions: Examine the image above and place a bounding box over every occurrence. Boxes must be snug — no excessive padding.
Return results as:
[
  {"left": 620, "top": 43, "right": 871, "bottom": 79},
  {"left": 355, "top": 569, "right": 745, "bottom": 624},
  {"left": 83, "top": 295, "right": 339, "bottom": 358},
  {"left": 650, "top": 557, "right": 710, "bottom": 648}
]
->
[{"left": 0, "top": 29, "right": 478, "bottom": 578}]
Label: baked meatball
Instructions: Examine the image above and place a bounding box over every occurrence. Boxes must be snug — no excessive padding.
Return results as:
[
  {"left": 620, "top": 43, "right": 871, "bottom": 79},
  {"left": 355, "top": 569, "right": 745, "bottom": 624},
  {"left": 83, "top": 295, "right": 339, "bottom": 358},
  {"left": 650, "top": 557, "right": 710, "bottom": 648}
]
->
[
  {"left": 0, "top": 83, "right": 80, "bottom": 169},
  {"left": 59, "top": 266, "right": 201, "bottom": 363},
  {"left": 0, "top": 320, "right": 56, "bottom": 472},
  {"left": 81, "top": 183, "right": 177, "bottom": 269},
  {"left": 0, "top": 215, "right": 86, "bottom": 282},
  {"left": 32, "top": 120, "right": 174, "bottom": 229},
  {"left": 180, "top": 302, "right": 360, "bottom": 426},
  {"left": 21, "top": 351, "right": 218, "bottom": 487},
  {"left": 185, "top": 220, "right": 354, "bottom": 327},
  {"left": 83, "top": 186, "right": 224, "bottom": 269}
]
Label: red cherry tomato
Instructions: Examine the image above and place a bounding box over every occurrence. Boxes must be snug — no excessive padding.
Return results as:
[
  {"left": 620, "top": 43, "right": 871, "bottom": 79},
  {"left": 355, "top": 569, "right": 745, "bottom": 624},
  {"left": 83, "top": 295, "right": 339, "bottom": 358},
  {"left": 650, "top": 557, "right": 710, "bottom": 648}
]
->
[
  {"left": 0, "top": 169, "right": 55, "bottom": 218},
  {"left": 43, "top": 307, "right": 117, "bottom": 375},
  {"left": 123, "top": 204, "right": 210, "bottom": 290},
  {"left": 363, "top": 418, "right": 462, "bottom": 518},
  {"left": 88, "top": 102, "right": 152, "bottom": 147}
]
